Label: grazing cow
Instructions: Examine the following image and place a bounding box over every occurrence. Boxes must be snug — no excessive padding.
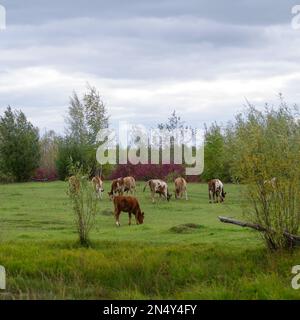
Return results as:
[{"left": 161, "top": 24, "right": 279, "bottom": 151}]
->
[
  {"left": 108, "top": 178, "right": 124, "bottom": 199},
  {"left": 174, "top": 177, "right": 188, "bottom": 200},
  {"left": 113, "top": 196, "right": 144, "bottom": 227},
  {"left": 143, "top": 179, "right": 172, "bottom": 203},
  {"left": 108, "top": 176, "right": 136, "bottom": 199},
  {"left": 68, "top": 175, "right": 80, "bottom": 194},
  {"left": 208, "top": 179, "right": 226, "bottom": 203},
  {"left": 92, "top": 176, "right": 104, "bottom": 199},
  {"left": 123, "top": 176, "right": 136, "bottom": 195}
]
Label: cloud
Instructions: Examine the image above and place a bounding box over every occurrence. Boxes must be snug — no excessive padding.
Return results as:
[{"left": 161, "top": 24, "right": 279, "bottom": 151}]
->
[{"left": 0, "top": 0, "right": 299, "bottom": 133}]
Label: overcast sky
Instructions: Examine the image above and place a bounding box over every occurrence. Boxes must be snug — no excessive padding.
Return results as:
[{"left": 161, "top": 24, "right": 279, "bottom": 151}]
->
[{"left": 0, "top": 0, "right": 299, "bottom": 134}]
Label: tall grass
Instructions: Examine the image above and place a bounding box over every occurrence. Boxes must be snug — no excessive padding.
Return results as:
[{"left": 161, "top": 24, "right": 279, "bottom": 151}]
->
[{"left": 0, "top": 241, "right": 299, "bottom": 300}]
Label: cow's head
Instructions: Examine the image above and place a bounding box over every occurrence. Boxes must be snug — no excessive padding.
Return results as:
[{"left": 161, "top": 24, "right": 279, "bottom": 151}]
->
[
  {"left": 108, "top": 192, "right": 114, "bottom": 200},
  {"left": 220, "top": 190, "right": 227, "bottom": 202},
  {"left": 137, "top": 211, "right": 144, "bottom": 225}
]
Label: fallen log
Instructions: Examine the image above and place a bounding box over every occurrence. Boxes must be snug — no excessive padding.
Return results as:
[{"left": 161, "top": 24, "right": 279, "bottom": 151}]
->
[{"left": 218, "top": 216, "right": 300, "bottom": 247}]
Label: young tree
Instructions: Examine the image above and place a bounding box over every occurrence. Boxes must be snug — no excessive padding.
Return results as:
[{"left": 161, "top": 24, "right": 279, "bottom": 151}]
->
[
  {"left": 62, "top": 85, "right": 110, "bottom": 178},
  {"left": 65, "top": 92, "right": 88, "bottom": 145},
  {"left": 65, "top": 85, "right": 109, "bottom": 145},
  {"left": 67, "top": 165, "right": 98, "bottom": 247},
  {"left": 84, "top": 85, "right": 109, "bottom": 145},
  {"left": 39, "top": 130, "right": 59, "bottom": 178},
  {"left": 0, "top": 106, "right": 40, "bottom": 182},
  {"left": 230, "top": 101, "right": 300, "bottom": 250},
  {"left": 201, "top": 123, "right": 231, "bottom": 182}
]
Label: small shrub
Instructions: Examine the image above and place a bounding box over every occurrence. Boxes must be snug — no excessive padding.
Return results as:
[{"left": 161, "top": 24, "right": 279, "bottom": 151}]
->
[{"left": 67, "top": 166, "right": 98, "bottom": 247}]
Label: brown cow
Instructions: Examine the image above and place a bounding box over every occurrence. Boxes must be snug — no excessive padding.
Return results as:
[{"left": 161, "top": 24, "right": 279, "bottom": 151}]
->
[
  {"left": 174, "top": 177, "right": 188, "bottom": 200},
  {"left": 143, "top": 179, "right": 172, "bottom": 203},
  {"left": 108, "top": 178, "right": 124, "bottom": 199},
  {"left": 92, "top": 176, "right": 104, "bottom": 199},
  {"left": 108, "top": 176, "right": 136, "bottom": 199},
  {"left": 113, "top": 196, "right": 144, "bottom": 227},
  {"left": 208, "top": 179, "right": 226, "bottom": 203}
]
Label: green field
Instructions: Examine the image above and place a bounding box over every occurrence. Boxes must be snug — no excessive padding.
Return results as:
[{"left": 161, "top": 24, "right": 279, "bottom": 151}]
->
[{"left": 0, "top": 181, "right": 300, "bottom": 299}]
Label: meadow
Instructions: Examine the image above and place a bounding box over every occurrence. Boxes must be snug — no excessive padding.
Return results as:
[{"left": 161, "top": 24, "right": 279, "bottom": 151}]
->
[{"left": 0, "top": 181, "right": 300, "bottom": 299}]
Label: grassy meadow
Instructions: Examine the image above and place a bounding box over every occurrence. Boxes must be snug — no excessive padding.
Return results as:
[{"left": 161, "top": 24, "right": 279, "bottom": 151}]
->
[{"left": 0, "top": 181, "right": 300, "bottom": 299}]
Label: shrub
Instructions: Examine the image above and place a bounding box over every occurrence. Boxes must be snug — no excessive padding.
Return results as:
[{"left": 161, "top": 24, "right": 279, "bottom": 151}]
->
[
  {"left": 67, "top": 166, "right": 98, "bottom": 247},
  {"left": 230, "top": 102, "right": 300, "bottom": 250},
  {"left": 110, "top": 164, "right": 185, "bottom": 181}
]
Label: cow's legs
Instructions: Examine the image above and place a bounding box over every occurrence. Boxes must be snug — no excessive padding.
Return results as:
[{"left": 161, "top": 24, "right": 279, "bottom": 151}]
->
[
  {"left": 212, "top": 191, "right": 216, "bottom": 203},
  {"left": 209, "top": 190, "right": 212, "bottom": 203},
  {"left": 215, "top": 191, "right": 219, "bottom": 203},
  {"left": 128, "top": 213, "right": 132, "bottom": 226},
  {"left": 151, "top": 191, "right": 155, "bottom": 203},
  {"left": 185, "top": 189, "right": 188, "bottom": 201},
  {"left": 114, "top": 209, "right": 121, "bottom": 227}
]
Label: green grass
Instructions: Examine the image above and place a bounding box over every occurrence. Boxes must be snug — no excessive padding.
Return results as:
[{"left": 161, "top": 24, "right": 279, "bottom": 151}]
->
[{"left": 0, "top": 181, "right": 299, "bottom": 299}]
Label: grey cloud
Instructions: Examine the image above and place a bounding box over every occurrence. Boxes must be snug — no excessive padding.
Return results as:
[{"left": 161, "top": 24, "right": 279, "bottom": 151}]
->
[{"left": 0, "top": 0, "right": 299, "bottom": 133}]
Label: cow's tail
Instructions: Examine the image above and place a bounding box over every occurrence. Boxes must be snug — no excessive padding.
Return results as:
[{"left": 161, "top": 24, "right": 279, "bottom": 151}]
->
[{"left": 143, "top": 180, "right": 150, "bottom": 192}]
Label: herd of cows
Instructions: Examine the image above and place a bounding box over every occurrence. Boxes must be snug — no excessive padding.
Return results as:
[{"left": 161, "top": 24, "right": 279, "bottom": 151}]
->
[{"left": 71, "top": 175, "right": 227, "bottom": 227}]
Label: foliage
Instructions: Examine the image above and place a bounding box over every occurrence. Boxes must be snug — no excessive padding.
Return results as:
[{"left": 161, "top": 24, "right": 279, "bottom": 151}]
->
[
  {"left": 201, "top": 122, "right": 231, "bottom": 182},
  {"left": 110, "top": 163, "right": 185, "bottom": 181},
  {"left": 229, "top": 101, "right": 300, "bottom": 250},
  {"left": 60, "top": 85, "right": 110, "bottom": 179},
  {"left": 67, "top": 165, "right": 98, "bottom": 247},
  {"left": 56, "top": 138, "right": 87, "bottom": 180},
  {"left": 0, "top": 106, "right": 40, "bottom": 182},
  {"left": 65, "top": 84, "right": 109, "bottom": 145},
  {"left": 35, "top": 130, "right": 59, "bottom": 180}
]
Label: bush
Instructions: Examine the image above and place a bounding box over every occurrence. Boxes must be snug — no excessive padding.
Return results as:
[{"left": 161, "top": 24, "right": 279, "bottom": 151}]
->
[
  {"left": 67, "top": 166, "right": 98, "bottom": 247},
  {"left": 110, "top": 164, "right": 185, "bottom": 181},
  {"left": 230, "top": 103, "right": 300, "bottom": 250},
  {"left": 32, "top": 168, "right": 58, "bottom": 181},
  {"left": 56, "top": 139, "right": 87, "bottom": 180}
]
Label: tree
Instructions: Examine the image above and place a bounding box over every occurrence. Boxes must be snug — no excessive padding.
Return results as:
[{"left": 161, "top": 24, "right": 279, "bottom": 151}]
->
[
  {"left": 39, "top": 130, "right": 59, "bottom": 178},
  {"left": 0, "top": 106, "right": 40, "bottom": 182},
  {"left": 61, "top": 85, "right": 110, "bottom": 178},
  {"left": 65, "top": 85, "right": 109, "bottom": 146},
  {"left": 56, "top": 137, "right": 87, "bottom": 180},
  {"left": 229, "top": 101, "right": 300, "bottom": 250},
  {"left": 84, "top": 85, "right": 109, "bottom": 145},
  {"left": 65, "top": 92, "right": 88, "bottom": 145},
  {"left": 201, "top": 123, "right": 231, "bottom": 182},
  {"left": 158, "top": 110, "right": 186, "bottom": 131}
]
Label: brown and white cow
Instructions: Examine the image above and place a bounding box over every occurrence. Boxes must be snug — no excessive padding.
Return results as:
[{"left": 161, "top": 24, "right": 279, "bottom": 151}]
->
[
  {"left": 143, "top": 179, "right": 172, "bottom": 203},
  {"left": 208, "top": 179, "right": 226, "bottom": 203},
  {"left": 108, "top": 176, "right": 136, "bottom": 199},
  {"left": 123, "top": 176, "right": 136, "bottom": 195},
  {"left": 92, "top": 176, "right": 104, "bottom": 199},
  {"left": 174, "top": 177, "right": 188, "bottom": 200},
  {"left": 113, "top": 196, "right": 144, "bottom": 227}
]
